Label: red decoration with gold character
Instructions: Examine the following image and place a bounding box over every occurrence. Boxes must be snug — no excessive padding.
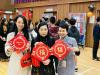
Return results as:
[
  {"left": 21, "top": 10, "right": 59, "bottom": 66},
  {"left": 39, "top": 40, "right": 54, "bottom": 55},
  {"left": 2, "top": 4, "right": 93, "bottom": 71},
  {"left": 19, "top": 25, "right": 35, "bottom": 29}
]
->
[
  {"left": 32, "top": 42, "right": 50, "bottom": 62},
  {"left": 8, "top": 33, "right": 29, "bottom": 53},
  {"left": 51, "top": 40, "right": 71, "bottom": 60}
]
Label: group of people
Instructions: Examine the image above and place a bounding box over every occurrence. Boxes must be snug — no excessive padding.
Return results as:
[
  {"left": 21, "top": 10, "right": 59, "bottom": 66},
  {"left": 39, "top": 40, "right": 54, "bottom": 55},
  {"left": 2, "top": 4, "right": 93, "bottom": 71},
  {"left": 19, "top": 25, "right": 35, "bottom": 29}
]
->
[
  {"left": 0, "top": 18, "right": 14, "bottom": 61},
  {"left": 0, "top": 15, "right": 80, "bottom": 75}
]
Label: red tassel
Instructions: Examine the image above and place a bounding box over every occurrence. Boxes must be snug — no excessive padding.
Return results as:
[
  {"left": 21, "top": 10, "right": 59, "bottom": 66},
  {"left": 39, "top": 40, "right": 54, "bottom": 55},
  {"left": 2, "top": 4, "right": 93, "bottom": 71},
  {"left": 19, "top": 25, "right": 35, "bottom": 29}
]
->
[
  {"left": 20, "top": 53, "right": 32, "bottom": 68},
  {"left": 32, "top": 57, "right": 40, "bottom": 67}
]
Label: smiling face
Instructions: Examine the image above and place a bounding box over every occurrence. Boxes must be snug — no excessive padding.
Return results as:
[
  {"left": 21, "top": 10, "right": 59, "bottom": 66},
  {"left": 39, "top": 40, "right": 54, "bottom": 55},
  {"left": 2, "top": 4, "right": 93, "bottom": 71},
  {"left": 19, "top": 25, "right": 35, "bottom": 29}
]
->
[
  {"left": 38, "top": 25, "right": 48, "bottom": 37},
  {"left": 58, "top": 27, "right": 68, "bottom": 38},
  {"left": 16, "top": 17, "right": 24, "bottom": 32}
]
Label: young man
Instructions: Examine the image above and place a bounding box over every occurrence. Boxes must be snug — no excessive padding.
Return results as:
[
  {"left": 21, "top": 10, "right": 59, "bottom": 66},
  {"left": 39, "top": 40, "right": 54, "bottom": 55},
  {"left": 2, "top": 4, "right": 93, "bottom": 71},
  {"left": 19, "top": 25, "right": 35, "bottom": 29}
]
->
[{"left": 93, "top": 16, "right": 100, "bottom": 61}]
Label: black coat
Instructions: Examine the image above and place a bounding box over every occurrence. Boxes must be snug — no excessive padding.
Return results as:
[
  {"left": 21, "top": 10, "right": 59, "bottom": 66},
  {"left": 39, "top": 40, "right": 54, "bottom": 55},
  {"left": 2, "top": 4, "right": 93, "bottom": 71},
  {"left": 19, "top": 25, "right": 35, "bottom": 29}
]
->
[
  {"left": 0, "top": 25, "right": 8, "bottom": 51},
  {"left": 0, "top": 25, "right": 9, "bottom": 58},
  {"left": 68, "top": 26, "right": 80, "bottom": 43},
  {"left": 93, "top": 23, "right": 100, "bottom": 41},
  {"left": 31, "top": 35, "right": 57, "bottom": 75}
]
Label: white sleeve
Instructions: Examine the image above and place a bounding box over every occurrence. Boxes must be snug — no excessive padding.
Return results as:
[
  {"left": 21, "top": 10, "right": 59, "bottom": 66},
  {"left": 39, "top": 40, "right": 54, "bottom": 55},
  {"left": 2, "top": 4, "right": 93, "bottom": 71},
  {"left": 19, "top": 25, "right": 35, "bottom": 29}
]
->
[
  {"left": 31, "top": 29, "right": 37, "bottom": 38},
  {"left": 5, "top": 32, "right": 14, "bottom": 56}
]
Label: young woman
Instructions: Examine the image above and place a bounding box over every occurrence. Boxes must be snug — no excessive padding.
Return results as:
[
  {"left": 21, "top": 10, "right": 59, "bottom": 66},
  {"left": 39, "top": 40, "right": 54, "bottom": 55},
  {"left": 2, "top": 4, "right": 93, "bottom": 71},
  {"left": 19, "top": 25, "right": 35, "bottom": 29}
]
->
[
  {"left": 5, "top": 15, "right": 31, "bottom": 75},
  {"left": 31, "top": 22, "right": 57, "bottom": 75}
]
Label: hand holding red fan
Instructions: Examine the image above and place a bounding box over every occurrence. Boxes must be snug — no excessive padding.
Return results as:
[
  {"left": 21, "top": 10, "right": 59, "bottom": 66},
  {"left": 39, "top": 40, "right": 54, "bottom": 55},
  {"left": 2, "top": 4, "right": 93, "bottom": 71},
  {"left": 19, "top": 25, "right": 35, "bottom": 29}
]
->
[
  {"left": 8, "top": 33, "right": 29, "bottom": 53},
  {"left": 32, "top": 40, "right": 72, "bottom": 63},
  {"left": 32, "top": 42, "right": 50, "bottom": 62},
  {"left": 51, "top": 40, "right": 71, "bottom": 60}
]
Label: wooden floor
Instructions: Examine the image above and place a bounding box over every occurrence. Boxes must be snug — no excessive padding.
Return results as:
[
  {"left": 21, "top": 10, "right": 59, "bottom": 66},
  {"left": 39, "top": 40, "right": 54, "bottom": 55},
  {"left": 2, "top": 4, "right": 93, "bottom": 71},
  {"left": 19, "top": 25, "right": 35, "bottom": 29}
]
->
[
  {"left": 0, "top": 47, "right": 100, "bottom": 75},
  {"left": 76, "top": 47, "right": 100, "bottom": 75}
]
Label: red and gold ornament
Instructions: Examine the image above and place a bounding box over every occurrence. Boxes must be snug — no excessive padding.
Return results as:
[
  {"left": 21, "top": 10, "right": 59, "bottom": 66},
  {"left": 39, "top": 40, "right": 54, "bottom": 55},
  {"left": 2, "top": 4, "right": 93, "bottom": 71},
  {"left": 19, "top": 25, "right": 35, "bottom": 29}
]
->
[
  {"left": 8, "top": 33, "right": 29, "bottom": 53},
  {"left": 32, "top": 42, "right": 50, "bottom": 61}
]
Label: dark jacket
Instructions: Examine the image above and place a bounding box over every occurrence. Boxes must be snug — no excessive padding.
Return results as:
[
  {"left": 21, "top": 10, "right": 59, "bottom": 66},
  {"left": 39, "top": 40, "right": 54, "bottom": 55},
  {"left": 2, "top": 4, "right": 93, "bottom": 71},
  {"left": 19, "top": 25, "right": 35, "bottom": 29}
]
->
[
  {"left": 93, "top": 23, "right": 100, "bottom": 41},
  {"left": 31, "top": 35, "right": 57, "bottom": 75},
  {"left": 0, "top": 25, "right": 8, "bottom": 52},
  {"left": 68, "top": 26, "right": 80, "bottom": 43},
  {"left": 0, "top": 25, "right": 9, "bottom": 59}
]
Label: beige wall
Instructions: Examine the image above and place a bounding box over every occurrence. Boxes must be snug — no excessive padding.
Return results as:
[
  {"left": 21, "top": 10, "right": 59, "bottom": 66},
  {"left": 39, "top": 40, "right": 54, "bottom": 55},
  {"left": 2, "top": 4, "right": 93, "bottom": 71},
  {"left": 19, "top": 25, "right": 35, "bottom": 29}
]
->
[{"left": 0, "top": 0, "right": 13, "bottom": 10}]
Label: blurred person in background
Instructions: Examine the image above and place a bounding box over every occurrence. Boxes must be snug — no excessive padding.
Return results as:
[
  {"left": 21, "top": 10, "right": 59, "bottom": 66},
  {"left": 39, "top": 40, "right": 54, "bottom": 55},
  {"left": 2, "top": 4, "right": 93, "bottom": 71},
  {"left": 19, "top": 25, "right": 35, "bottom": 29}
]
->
[
  {"left": 0, "top": 18, "right": 9, "bottom": 61},
  {"left": 68, "top": 17, "right": 80, "bottom": 72},
  {"left": 92, "top": 16, "right": 100, "bottom": 61},
  {"left": 48, "top": 16, "right": 59, "bottom": 40}
]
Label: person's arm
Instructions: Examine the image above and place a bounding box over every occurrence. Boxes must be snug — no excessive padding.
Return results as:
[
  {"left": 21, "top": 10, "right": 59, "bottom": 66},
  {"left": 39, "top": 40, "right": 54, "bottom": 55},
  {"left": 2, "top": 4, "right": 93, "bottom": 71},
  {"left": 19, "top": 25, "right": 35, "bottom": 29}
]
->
[
  {"left": 5, "top": 32, "right": 14, "bottom": 56},
  {"left": 72, "top": 38, "right": 80, "bottom": 56},
  {"left": 93, "top": 25, "right": 99, "bottom": 37}
]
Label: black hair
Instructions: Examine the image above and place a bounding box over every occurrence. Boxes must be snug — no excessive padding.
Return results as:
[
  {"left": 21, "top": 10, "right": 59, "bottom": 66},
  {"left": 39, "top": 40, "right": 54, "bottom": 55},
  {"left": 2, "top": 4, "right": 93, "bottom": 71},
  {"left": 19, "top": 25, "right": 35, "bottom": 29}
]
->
[
  {"left": 0, "top": 18, "right": 8, "bottom": 26},
  {"left": 28, "top": 19, "right": 32, "bottom": 26},
  {"left": 0, "top": 18, "right": 8, "bottom": 34},
  {"left": 69, "top": 17, "right": 76, "bottom": 25},
  {"left": 96, "top": 16, "right": 100, "bottom": 22},
  {"left": 64, "top": 18, "right": 69, "bottom": 21},
  {"left": 50, "top": 16, "right": 56, "bottom": 24},
  {"left": 35, "top": 21, "right": 38, "bottom": 26},
  {"left": 55, "top": 19, "right": 61, "bottom": 26},
  {"left": 27, "top": 19, "right": 33, "bottom": 29},
  {"left": 59, "top": 20, "right": 69, "bottom": 31},
  {"left": 14, "top": 15, "right": 29, "bottom": 40},
  {"left": 37, "top": 21, "right": 48, "bottom": 31},
  {"left": 43, "top": 17, "right": 48, "bottom": 22}
]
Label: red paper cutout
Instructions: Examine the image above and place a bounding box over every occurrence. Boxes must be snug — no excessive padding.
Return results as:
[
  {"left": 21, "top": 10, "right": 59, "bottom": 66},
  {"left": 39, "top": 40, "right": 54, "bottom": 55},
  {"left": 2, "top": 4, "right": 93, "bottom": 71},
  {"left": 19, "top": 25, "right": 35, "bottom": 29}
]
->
[
  {"left": 32, "top": 42, "right": 50, "bottom": 62},
  {"left": 8, "top": 33, "right": 29, "bottom": 53},
  {"left": 51, "top": 40, "right": 71, "bottom": 60},
  {"left": 32, "top": 40, "right": 72, "bottom": 62}
]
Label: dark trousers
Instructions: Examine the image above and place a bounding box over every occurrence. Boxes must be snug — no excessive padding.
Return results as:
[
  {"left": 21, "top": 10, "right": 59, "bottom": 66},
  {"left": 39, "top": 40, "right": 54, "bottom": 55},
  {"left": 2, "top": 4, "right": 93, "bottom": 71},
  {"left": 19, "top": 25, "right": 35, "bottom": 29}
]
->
[{"left": 93, "top": 41, "right": 99, "bottom": 58}]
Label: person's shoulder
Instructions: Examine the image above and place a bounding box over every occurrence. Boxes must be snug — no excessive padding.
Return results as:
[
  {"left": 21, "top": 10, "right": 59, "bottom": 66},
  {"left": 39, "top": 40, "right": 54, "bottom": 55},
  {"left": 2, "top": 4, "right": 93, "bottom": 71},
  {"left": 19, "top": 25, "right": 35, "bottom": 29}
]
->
[
  {"left": 6, "top": 32, "right": 15, "bottom": 41},
  {"left": 68, "top": 27, "right": 72, "bottom": 32},
  {"left": 67, "top": 36, "right": 76, "bottom": 41},
  {"left": 7, "top": 32, "right": 15, "bottom": 37},
  {"left": 94, "top": 23, "right": 99, "bottom": 26},
  {"left": 94, "top": 23, "right": 99, "bottom": 29}
]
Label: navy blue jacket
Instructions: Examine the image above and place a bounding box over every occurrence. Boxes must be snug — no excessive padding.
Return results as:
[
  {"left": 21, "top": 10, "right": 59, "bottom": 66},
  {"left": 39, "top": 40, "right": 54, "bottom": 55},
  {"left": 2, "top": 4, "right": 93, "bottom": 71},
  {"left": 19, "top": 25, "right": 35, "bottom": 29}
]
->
[{"left": 93, "top": 23, "right": 100, "bottom": 41}]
